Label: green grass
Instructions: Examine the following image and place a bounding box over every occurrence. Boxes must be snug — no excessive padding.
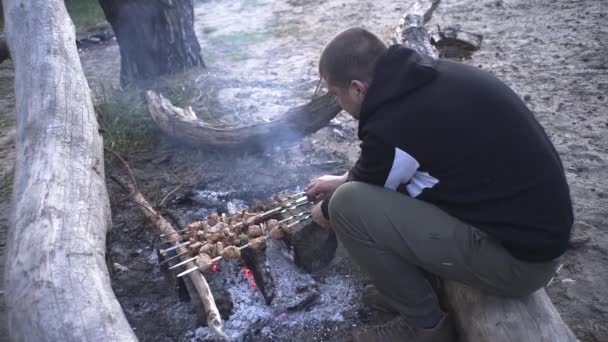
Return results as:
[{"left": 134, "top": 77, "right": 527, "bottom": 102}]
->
[
  {"left": 65, "top": 0, "right": 106, "bottom": 32},
  {"left": 0, "top": 0, "right": 105, "bottom": 32},
  {"left": 94, "top": 77, "right": 198, "bottom": 156},
  {"left": 95, "top": 85, "right": 158, "bottom": 156},
  {"left": 206, "top": 31, "right": 274, "bottom": 49}
]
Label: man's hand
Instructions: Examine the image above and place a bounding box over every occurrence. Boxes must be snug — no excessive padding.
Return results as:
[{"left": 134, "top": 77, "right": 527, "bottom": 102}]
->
[
  {"left": 306, "top": 173, "right": 348, "bottom": 201},
  {"left": 311, "top": 202, "right": 330, "bottom": 228}
]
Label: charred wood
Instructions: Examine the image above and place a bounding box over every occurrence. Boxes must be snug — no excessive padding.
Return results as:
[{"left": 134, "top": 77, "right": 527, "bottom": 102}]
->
[{"left": 242, "top": 248, "right": 277, "bottom": 305}]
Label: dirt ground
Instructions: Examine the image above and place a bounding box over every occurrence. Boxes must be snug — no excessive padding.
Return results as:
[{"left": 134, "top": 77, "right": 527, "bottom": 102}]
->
[{"left": 1, "top": 0, "right": 607, "bottom": 341}]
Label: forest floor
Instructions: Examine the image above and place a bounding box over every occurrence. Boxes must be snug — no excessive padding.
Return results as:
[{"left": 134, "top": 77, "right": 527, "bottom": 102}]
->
[{"left": 0, "top": 0, "right": 607, "bottom": 341}]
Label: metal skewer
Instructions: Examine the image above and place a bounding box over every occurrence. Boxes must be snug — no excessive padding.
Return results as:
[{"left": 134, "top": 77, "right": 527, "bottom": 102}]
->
[
  {"left": 231, "top": 196, "right": 311, "bottom": 229},
  {"left": 160, "top": 228, "right": 189, "bottom": 238},
  {"left": 160, "top": 241, "right": 191, "bottom": 255},
  {"left": 286, "top": 214, "right": 311, "bottom": 228},
  {"left": 278, "top": 211, "right": 311, "bottom": 224},
  {"left": 158, "top": 250, "right": 189, "bottom": 266},
  {"left": 261, "top": 198, "right": 310, "bottom": 218},
  {"left": 282, "top": 191, "right": 306, "bottom": 201},
  {"left": 169, "top": 255, "right": 199, "bottom": 270},
  {"left": 177, "top": 265, "right": 202, "bottom": 278}
]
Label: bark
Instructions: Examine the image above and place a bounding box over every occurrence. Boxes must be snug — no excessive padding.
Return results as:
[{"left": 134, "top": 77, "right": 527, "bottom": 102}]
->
[
  {"left": 390, "top": 0, "right": 440, "bottom": 55},
  {"left": 434, "top": 25, "right": 483, "bottom": 59},
  {"left": 2, "top": 0, "right": 136, "bottom": 341},
  {"left": 97, "top": 0, "right": 204, "bottom": 85},
  {"left": 145, "top": 90, "right": 341, "bottom": 147},
  {"left": 0, "top": 35, "right": 10, "bottom": 63},
  {"left": 396, "top": 1, "right": 576, "bottom": 341},
  {"left": 445, "top": 284, "right": 576, "bottom": 341}
]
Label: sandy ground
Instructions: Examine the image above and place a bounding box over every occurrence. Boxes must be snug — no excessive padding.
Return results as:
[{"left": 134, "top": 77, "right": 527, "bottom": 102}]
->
[{"left": 1, "top": 0, "right": 607, "bottom": 341}]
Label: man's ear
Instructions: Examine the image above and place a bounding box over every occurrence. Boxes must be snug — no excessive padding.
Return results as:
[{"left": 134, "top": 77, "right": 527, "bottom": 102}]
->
[{"left": 350, "top": 80, "right": 368, "bottom": 99}]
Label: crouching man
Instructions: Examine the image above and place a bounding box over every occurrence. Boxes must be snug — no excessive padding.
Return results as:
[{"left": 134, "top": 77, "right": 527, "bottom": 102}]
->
[{"left": 306, "top": 28, "right": 572, "bottom": 342}]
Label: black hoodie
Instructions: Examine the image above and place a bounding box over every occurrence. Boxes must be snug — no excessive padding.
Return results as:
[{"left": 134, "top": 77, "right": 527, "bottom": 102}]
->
[{"left": 322, "top": 46, "right": 573, "bottom": 262}]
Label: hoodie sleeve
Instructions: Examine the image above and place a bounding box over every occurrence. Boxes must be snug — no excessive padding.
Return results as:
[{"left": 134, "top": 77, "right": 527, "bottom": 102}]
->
[{"left": 320, "top": 135, "right": 420, "bottom": 219}]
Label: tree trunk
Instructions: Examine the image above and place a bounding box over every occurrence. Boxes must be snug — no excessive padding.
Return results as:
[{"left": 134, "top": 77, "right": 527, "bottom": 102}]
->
[
  {"left": 97, "top": 0, "right": 204, "bottom": 85},
  {"left": 395, "top": 1, "right": 576, "bottom": 341},
  {"left": 3, "top": 0, "right": 137, "bottom": 340},
  {"left": 0, "top": 35, "right": 10, "bottom": 63}
]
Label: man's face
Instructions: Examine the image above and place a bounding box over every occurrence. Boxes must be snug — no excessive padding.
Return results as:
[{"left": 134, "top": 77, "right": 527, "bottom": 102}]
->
[{"left": 325, "top": 78, "right": 368, "bottom": 119}]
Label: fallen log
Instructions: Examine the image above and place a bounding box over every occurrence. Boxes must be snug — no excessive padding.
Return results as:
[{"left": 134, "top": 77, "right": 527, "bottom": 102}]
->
[
  {"left": 3, "top": 0, "right": 136, "bottom": 340},
  {"left": 110, "top": 172, "right": 226, "bottom": 339},
  {"left": 146, "top": 90, "right": 341, "bottom": 147},
  {"left": 433, "top": 25, "right": 483, "bottom": 59},
  {"left": 395, "top": 1, "right": 576, "bottom": 341}
]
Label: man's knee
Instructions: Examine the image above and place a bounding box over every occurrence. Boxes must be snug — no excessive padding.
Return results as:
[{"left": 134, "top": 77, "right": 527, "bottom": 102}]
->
[{"left": 328, "top": 181, "right": 367, "bottom": 225}]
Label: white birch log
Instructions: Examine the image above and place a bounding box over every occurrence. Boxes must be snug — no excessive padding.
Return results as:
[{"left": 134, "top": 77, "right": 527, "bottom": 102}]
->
[{"left": 3, "top": 0, "right": 137, "bottom": 340}]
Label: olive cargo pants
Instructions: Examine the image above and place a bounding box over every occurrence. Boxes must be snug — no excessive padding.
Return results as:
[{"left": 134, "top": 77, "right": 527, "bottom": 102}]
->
[{"left": 328, "top": 182, "right": 559, "bottom": 327}]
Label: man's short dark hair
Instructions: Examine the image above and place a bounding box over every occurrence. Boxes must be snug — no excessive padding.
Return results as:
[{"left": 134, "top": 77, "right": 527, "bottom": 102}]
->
[{"left": 319, "top": 27, "right": 388, "bottom": 88}]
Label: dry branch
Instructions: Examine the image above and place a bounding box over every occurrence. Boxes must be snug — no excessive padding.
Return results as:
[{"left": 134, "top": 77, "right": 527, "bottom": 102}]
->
[
  {"left": 395, "top": 1, "right": 576, "bottom": 341},
  {"left": 111, "top": 174, "right": 226, "bottom": 339},
  {"left": 3, "top": 0, "right": 136, "bottom": 340},
  {"left": 145, "top": 90, "right": 341, "bottom": 147}
]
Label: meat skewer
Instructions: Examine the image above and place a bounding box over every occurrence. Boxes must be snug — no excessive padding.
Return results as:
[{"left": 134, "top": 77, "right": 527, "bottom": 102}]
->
[
  {"left": 176, "top": 214, "right": 313, "bottom": 277},
  {"left": 231, "top": 196, "right": 310, "bottom": 227},
  {"left": 159, "top": 194, "right": 310, "bottom": 241},
  {"left": 175, "top": 237, "right": 266, "bottom": 271}
]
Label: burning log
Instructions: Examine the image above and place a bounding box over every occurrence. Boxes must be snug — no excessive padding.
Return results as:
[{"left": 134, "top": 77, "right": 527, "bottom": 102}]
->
[
  {"left": 241, "top": 248, "right": 276, "bottom": 305},
  {"left": 394, "top": 1, "right": 576, "bottom": 341},
  {"left": 145, "top": 90, "right": 341, "bottom": 147}
]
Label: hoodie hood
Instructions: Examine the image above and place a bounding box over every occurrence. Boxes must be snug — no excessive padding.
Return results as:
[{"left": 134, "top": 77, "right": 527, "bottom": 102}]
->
[{"left": 359, "top": 46, "right": 438, "bottom": 137}]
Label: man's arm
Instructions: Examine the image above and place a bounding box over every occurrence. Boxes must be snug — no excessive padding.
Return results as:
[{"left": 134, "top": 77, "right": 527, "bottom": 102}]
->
[{"left": 320, "top": 135, "right": 420, "bottom": 219}]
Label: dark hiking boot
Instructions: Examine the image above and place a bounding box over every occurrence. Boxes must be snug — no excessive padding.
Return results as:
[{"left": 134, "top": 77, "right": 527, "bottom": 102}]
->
[
  {"left": 353, "top": 314, "right": 456, "bottom": 342},
  {"left": 417, "top": 314, "right": 456, "bottom": 342},
  {"left": 362, "top": 285, "right": 400, "bottom": 314},
  {"left": 353, "top": 316, "right": 417, "bottom": 342}
]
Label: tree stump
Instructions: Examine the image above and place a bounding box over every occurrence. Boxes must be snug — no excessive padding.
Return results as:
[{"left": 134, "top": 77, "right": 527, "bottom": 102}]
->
[{"left": 98, "top": 0, "right": 205, "bottom": 85}]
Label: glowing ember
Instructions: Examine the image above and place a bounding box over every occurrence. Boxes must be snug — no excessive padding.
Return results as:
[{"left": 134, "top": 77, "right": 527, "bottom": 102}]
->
[{"left": 242, "top": 267, "right": 257, "bottom": 290}]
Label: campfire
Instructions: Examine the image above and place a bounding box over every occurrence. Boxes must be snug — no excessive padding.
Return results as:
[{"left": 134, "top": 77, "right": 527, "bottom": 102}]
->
[{"left": 156, "top": 191, "right": 350, "bottom": 340}]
